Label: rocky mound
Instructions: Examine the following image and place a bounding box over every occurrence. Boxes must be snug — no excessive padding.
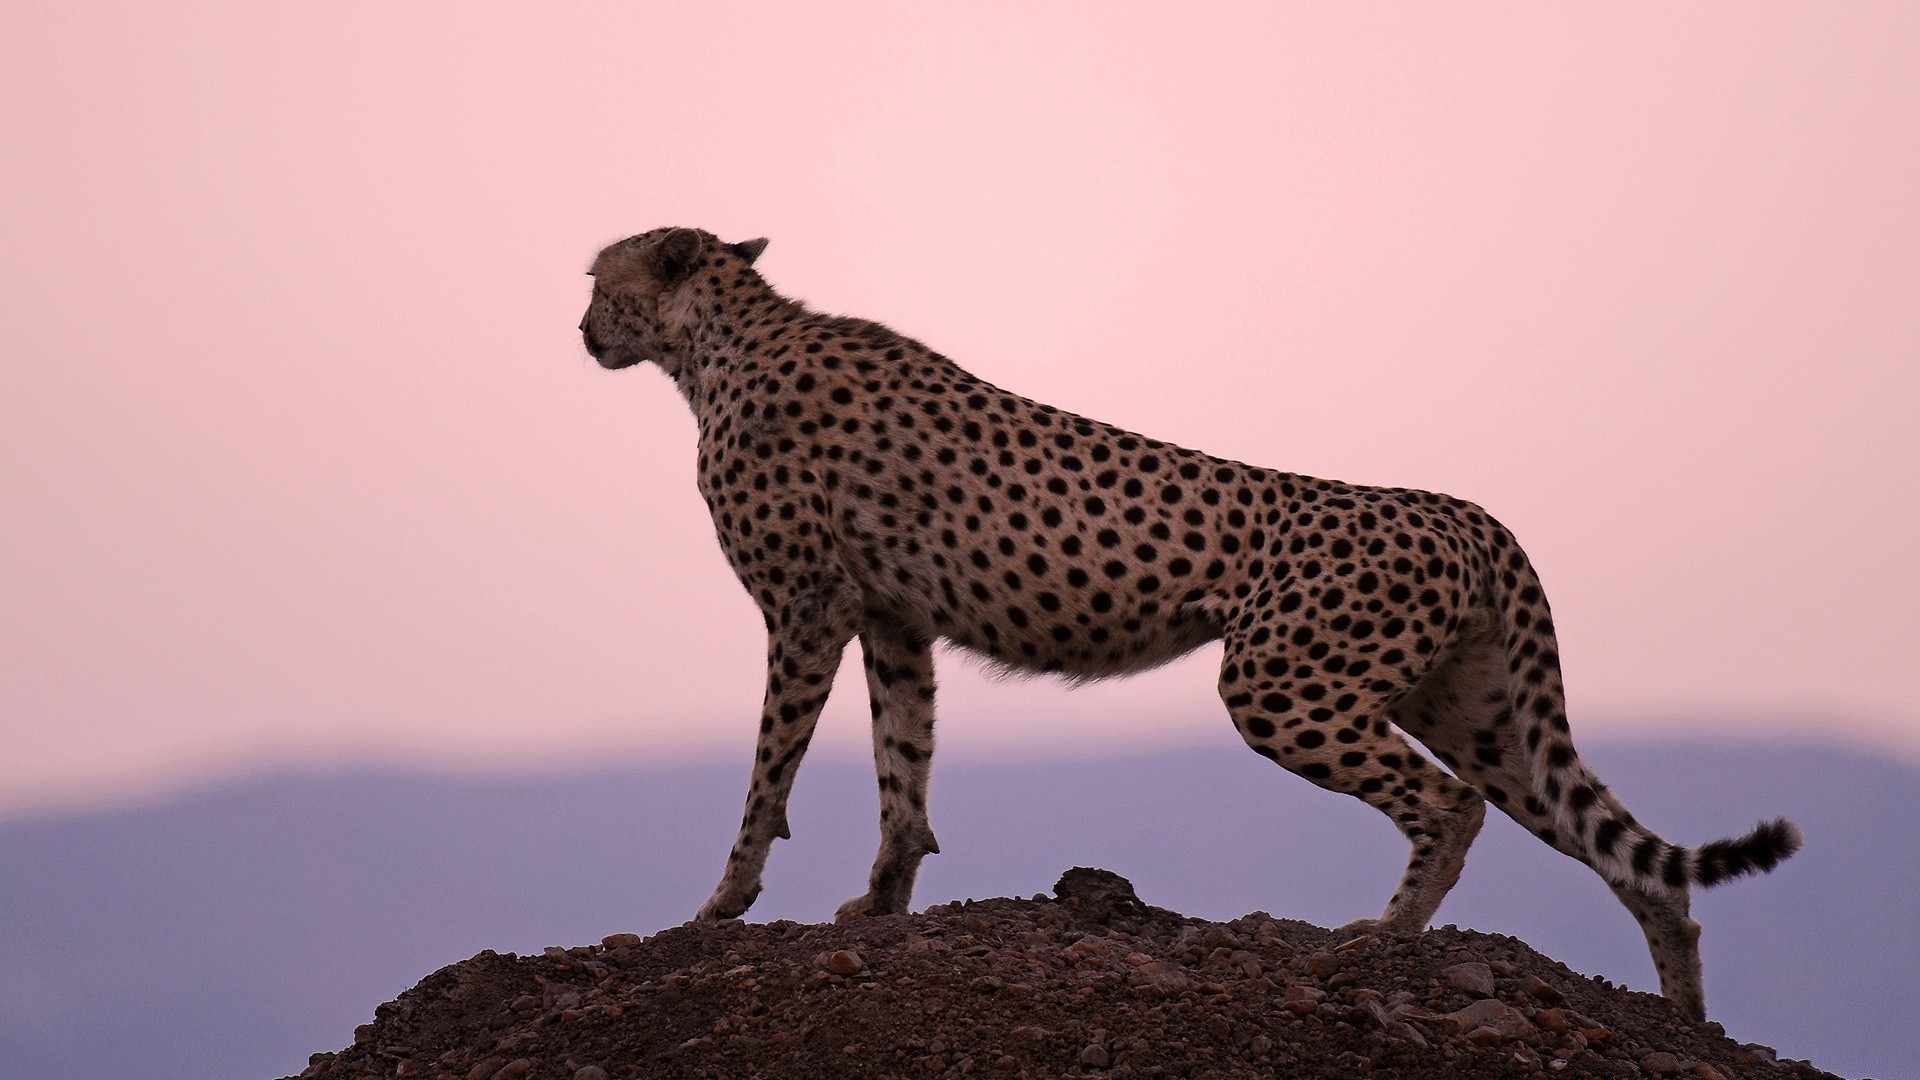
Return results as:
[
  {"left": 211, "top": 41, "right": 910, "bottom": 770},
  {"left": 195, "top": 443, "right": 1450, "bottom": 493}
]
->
[{"left": 289, "top": 869, "right": 1838, "bottom": 1080}]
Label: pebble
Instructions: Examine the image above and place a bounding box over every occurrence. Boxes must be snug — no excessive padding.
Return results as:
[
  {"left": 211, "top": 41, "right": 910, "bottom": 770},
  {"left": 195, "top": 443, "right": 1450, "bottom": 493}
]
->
[
  {"left": 825, "top": 949, "right": 865, "bottom": 975},
  {"left": 1078, "top": 1043, "right": 1112, "bottom": 1068},
  {"left": 571, "top": 1068, "right": 609, "bottom": 1080},
  {"left": 600, "top": 933, "right": 641, "bottom": 950},
  {"left": 492, "top": 1061, "right": 532, "bottom": 1080}
]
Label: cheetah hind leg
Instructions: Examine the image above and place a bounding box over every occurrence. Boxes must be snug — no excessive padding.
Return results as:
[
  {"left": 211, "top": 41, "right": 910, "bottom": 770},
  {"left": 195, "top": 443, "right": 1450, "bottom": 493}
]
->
[
  {"left": 835, "top": 621, "right": 940, "bottom": 922},
  {"left": 1388, "top": 615, "right": 1709, "bottom": 1019},
  {"left": 1220, "top": 645, "right": 1486, "bottom": 939}
]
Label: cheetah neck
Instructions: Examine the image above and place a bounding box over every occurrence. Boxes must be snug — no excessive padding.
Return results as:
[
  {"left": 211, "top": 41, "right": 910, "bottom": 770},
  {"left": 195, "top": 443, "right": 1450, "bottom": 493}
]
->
[{"left": 673, "top": 288, "right": 807, "bottom": 408}]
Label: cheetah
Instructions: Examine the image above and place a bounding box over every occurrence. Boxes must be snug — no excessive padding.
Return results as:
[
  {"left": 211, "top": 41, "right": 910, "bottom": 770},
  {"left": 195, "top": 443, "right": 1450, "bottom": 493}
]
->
[{"left": 580, "top": 226, "right": 1802, "bottom": 1020}]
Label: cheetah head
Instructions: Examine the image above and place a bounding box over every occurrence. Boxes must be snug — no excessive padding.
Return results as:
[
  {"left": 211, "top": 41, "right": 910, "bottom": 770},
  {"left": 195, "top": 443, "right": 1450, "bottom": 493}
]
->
[{"left": 580, "top": 227, "right": 769, "bottom": 372}]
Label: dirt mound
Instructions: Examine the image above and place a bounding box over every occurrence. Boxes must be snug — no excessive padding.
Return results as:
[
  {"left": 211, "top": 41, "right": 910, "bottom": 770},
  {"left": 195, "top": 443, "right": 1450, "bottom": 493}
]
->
[{"left": 289, "top": 869, "right": 1837, "bottom": 1080}]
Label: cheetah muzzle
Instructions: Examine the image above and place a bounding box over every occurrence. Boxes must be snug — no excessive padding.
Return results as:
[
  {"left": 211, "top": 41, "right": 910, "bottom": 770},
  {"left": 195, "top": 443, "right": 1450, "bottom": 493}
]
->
[{"left": 581, "top": 226, "right": 1802, "bottom": 1021}]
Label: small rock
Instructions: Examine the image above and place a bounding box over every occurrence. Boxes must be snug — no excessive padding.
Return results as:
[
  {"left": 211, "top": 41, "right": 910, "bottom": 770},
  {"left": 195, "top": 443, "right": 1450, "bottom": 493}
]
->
[
  {"left": 1126, "top": 960, "right": 1190, "bottom": 995},
  {"left": 1283, "top": 985, "right": 1324, "bottom": 1016},
  {"left": 825, "top": 950, "right": 865, "bottom": 976},
  {"left": 1362, "top": 998, "right": 1430, "bottom": 1048},
  {"left": 1465, "top": 1025, "right": 1506, "bottom": 1047},
  {"left": 1334, "top": 934, "right": 1375, "bottom": 953},
  {"left": 1442, "top": 962, "right": 1495, "bottom": 997},
  {"left": 600, "top": 933, "right": 641, "bottom": 950},
  {"left": 1249, "top": 1034, "right": 1273, "bottom": 1056},
  {"left": 1537, "top": 1008, "right": 1571, "bottom": 1033},
  {"left": 1641, "top": 1051, "right": 1684, "bottom": 1075},
  {"left": 1078, "top": 1043, "right": 1112, "bottom": 1069},
  {"left": 1519, "top": 974, "right": 1566, "bottom": 1005},
  {"left": 572, "top": 1068, "right": 609, "bottom": 1080},
  {"left": 1440, "top": 998, "right": 1533, "bottom": 1041},
  {"left": 492, "top": 1062, "right": 532, "bottom": 1080},
  {"left": 1734, "top": 1044, "right": 1778, "bottom": 1067}
]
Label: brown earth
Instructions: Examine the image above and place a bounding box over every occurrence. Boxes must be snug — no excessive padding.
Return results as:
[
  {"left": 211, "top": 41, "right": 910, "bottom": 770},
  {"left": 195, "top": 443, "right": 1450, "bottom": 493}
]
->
[{"left": 288, "top": 869, "right": 1840, "bottom": 1080}]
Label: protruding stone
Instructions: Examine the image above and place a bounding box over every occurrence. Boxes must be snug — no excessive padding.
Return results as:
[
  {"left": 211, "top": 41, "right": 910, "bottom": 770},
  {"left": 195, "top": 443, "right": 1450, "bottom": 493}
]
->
[
  {"left": 1641, "top": 1051, "right": 1684, "bottom": 1075},
  {"left": 1519, "top": 974, "right": 1566, "bottom": 1005},
  {"left": 1465, "top": 1025, "right": 1506, "bottom": 1046},
  {"left": 1440, "top": 998, "right": 1533, "bottom": 1041},
  {"left": 1077, "top": 1044, "right": 1111, "bottom": 1068},
  {"left": 600, "top": 933, "right": 641, "bottom": 950},
  {"left": 1053, "top": 868, "right": 1146, "bottom": 918},
  {"left": 1442, "top": 961, "right": 1495, "bottom": 997},
  {"left": 1283, "top": 984, "right": 1325, "bottom": 1016},
  {"left": 1362, "top": 998, "right": 1430, "bottom": 1048},
  {"left": 825, "top": 949, "right": 865, "bottom": 976}
]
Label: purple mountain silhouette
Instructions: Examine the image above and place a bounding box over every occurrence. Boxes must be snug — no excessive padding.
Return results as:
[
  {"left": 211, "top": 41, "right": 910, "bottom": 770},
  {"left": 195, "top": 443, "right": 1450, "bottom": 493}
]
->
[{"left": 0, "top": 740, "right": 1908, "bottom": 1079}]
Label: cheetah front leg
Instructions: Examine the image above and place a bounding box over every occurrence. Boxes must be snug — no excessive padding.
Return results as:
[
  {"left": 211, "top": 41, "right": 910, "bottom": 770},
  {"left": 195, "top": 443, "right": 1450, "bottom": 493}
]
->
[
  {"left": 695, "top": 612, "right": 856, "bottom": 922},
  {"left": 835, "top": 620, "right": 940, "bottom": 922}
]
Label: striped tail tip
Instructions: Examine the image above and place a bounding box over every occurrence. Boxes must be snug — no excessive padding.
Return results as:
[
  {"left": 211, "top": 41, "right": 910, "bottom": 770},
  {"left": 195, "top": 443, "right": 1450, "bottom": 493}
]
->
[{"left": 1691, "top": 818, "right": 1804, "bottom": 887}]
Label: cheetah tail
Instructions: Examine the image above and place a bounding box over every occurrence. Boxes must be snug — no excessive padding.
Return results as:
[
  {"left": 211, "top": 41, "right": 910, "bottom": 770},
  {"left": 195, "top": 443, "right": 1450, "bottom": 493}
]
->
[
  {"left": 1685, "top": 818, "right": 1804, "bottom": 887},
  {"left": 1492, "top": 543, "right": 1804, "bottom": 893}
]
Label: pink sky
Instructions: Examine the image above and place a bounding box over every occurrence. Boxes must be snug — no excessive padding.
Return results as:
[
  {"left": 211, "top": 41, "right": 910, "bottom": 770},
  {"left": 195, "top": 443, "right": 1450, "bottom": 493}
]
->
[{"left": 3, "top": 4, "right": 1917, "bottom": 815}]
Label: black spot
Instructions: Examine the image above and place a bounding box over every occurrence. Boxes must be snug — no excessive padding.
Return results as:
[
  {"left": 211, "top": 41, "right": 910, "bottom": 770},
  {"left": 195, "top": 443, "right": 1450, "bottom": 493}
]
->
[{"left": 1594, "top": 818, "right": 1626, "bottom": 856}]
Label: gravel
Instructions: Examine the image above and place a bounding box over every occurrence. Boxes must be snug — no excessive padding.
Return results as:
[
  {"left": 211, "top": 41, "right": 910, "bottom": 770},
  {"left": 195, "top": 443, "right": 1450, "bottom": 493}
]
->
[{"left": 288, "top": 869, "right": 1842, "bottom": 1080}]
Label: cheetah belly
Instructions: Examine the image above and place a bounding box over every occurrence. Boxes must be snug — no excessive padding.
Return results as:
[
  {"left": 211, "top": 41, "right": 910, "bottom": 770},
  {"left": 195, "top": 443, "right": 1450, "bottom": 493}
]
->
[{"left": 829, "top": 493, "right": 1225, "bottom": 681}]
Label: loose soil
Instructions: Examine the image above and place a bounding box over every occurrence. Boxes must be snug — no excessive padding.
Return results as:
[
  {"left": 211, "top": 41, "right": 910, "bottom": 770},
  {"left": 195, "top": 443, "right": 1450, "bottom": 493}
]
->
[{"left": 289, "top": 869, "right": 1840, "bottom": 1080}]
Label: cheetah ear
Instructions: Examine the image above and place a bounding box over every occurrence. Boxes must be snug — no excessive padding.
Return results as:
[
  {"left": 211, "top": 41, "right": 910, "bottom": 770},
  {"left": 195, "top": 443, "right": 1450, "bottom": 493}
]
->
[
  {"left": 728, "top": 237, "right": 769, "bottom": 265},
  {"left": 650, "top": 227, "right": 703, "bottom": 283}
]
